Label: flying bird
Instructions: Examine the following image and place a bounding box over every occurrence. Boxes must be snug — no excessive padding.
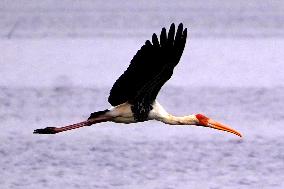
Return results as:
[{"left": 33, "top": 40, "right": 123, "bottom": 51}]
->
[{"left": 34, "top": 23, "right": 242, "bottom": 137}]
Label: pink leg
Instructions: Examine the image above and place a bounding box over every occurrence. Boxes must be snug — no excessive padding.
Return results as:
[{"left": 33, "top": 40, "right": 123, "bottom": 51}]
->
[{"left": 33, "top": 117, "right": 109, "bottom": 134}]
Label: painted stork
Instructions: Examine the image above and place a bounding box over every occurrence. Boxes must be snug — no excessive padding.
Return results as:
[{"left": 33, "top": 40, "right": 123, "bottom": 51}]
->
[{"left": 34, "top": 23, "right": 242, "bottom": 137}]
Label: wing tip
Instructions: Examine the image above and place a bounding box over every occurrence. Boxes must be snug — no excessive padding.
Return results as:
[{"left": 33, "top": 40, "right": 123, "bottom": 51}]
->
[
  {"left": 108, "top": 23, "right": 188, "bottom": 106},
  {"left": 183, "top": 28, "right": 188, "bottom": 38},
  {"left": 145, "top": 40, "right": 152, "bottom": 46}
]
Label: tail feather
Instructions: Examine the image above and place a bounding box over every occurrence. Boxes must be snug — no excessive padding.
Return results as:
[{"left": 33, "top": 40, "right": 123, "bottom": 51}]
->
[{"left": 88, "top": 109, "right": 109, "bottom": 120}]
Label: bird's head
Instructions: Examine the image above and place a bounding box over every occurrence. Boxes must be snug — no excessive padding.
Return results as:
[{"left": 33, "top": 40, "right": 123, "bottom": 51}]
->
[{"left": 195, "top": 114, "right": 242, "bottom": 137}]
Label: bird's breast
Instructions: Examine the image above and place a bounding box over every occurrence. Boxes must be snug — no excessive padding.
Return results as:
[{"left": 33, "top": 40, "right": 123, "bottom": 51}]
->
[
  {"left": 112, "top": 116, "right": 136, "bottom": 123},
  {"left": 109, "top": 102, "right": 136, "bottom": 123}
]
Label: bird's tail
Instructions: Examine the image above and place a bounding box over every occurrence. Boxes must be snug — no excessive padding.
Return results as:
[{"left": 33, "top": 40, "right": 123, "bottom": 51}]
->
[{"left": 88, "top": 109, "right": 109, "bottom": 120}]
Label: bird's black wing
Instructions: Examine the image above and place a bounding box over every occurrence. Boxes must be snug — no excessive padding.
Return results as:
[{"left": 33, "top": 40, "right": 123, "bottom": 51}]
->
[{"left": 108, "top": 23, "right": 187, "bottom": 106}]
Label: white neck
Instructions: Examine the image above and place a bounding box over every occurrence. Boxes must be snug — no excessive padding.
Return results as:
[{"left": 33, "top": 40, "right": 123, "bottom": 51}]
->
[
  {"left": 149, "top": 101, "right": 198, "bottom": 125},
  {"left": 159, "top": 114, "right": 198, "bottom": 125}
]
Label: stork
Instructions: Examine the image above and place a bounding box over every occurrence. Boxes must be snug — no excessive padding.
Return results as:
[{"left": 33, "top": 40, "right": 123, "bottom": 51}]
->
[{"left": 34, "top": 23, "right": 242, "bottom": 137}]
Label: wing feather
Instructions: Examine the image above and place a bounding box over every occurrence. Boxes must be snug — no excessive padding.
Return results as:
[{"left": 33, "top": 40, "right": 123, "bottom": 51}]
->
[
  {"left": 108, "top": 23, "right": 187, "bottom": 106},
  {"left": 152, "top": 33, "right": 160, "bottom": 47}
]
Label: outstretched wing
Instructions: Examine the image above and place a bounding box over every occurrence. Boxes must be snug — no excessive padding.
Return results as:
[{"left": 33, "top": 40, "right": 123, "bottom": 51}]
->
[{"left": 108, "top": 23, "right": 187, "bottom": 106}]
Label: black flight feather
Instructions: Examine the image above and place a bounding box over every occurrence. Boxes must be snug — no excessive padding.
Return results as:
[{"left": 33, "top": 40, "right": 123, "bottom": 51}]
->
[{"left": 108, "top": 23, "right": 188, "bottom": 106}]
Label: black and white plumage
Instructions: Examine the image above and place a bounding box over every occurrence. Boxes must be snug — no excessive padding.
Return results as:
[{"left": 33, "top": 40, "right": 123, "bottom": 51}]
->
[
  {"left": 106, "top": 23, "right": 187, "bottom": 122},
  {"left": 34, "top": 23, "right": 242, "bottom": 138},
  {"left": 108, "top": 23, "right": 187, "bottom": 107}
]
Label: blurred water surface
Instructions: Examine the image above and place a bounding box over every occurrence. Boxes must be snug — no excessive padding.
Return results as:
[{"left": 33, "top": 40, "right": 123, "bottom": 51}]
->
[
  {"left": 1, "top": 1, "right": 284, "bottom": 188},
  {"left": 1, "top": 0, "right": 284, "bottom": 38},
  {"left": 1, "top": 87, "right": 284, "bottom": 189}
]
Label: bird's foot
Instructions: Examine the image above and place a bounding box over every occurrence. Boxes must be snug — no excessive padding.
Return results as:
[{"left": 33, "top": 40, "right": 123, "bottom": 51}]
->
[{"left": 33, "top": 127, "right": 58, "bottom": 134}]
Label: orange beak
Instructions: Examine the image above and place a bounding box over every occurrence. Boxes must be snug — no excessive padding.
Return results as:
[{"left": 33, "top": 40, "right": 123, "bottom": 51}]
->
[{"left": 206, "top": 119, "right": 242, "bottom": 137}]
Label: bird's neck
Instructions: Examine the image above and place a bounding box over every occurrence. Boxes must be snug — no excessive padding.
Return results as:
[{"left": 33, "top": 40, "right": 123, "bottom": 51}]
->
[{"left": 160, "top": 114, "right": 198, "bottom": 125}]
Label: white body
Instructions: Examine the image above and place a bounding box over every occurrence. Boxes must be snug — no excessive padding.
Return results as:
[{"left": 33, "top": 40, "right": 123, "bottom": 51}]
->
[
  {"left": 108, "top": 101, "right": 198, "bottom": 125},
  {"left": 34, "top": 100, "right": 242, "bottom": 137}
]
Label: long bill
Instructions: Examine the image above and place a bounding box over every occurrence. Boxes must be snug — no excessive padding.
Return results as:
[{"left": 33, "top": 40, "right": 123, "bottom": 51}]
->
[{"left": 206, "top": 119, "right": 242, "bottom": 137}]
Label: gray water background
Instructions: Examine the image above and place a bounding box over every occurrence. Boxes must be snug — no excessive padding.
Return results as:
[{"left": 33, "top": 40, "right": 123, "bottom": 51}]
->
[
  {"left": 1, "top": 0, "right": 284, "bottom": 38},
  {"left": 1, "top": 1, "right": 284, "bottom": 189}
]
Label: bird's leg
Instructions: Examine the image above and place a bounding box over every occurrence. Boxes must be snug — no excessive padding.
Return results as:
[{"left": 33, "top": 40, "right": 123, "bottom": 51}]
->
[
  {"left": 33, "top": 111, "right": 111, "bottom": 134},
  {"left": 33, "top": 120, "right": 91, "bottom": 134}
]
